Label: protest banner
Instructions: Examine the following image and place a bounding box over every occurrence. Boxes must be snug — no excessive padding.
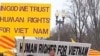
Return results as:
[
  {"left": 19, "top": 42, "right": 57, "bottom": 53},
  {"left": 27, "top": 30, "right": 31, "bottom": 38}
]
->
[
  {"left": 16, "top": 39, "right": 91, "bottom": 56},
  {"left": 0, "top": 3, "right": 51, "bottom": 37}
]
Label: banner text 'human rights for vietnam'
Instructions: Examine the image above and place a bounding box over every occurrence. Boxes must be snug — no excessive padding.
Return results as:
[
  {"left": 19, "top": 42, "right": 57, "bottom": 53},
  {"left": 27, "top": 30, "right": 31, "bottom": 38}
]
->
[{"left": 0, "top": 3, "right": 51, "bottom": 37}]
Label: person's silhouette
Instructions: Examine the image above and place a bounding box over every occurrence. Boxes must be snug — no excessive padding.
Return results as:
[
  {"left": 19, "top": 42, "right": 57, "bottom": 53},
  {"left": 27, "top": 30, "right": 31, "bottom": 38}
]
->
[
  {"left": 49, "top": 48, "right": 55, "bottom": 56},
  {"left": 27, "top": 54, "right": 33, "bottom": 56}
]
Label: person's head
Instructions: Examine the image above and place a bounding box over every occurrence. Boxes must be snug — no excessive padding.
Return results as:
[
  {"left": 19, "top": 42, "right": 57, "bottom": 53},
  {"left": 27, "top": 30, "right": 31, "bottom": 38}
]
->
[{"left": 49, "top": 48, "right": 55, "bottom": 56}]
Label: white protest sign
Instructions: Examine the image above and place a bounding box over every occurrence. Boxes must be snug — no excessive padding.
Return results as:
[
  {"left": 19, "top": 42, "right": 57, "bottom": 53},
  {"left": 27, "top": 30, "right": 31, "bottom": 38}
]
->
[{"left": 16, "top": 39, "right": 91, "bottom": 56}]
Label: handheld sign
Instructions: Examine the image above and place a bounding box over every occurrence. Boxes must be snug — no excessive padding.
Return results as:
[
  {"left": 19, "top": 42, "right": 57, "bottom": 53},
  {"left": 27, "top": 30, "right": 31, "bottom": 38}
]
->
[
  {"left": 16, "top": 39, "right": 91, "bottom": 56},
  {"left": 0, "top": 3, "right": 51, "bottom": 37}
]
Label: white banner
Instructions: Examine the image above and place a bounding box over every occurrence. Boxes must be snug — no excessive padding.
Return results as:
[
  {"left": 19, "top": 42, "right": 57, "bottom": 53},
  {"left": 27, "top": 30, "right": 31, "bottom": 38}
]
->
[{"left": 16, "top": 39, "right": 91, "bottom": 56}]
